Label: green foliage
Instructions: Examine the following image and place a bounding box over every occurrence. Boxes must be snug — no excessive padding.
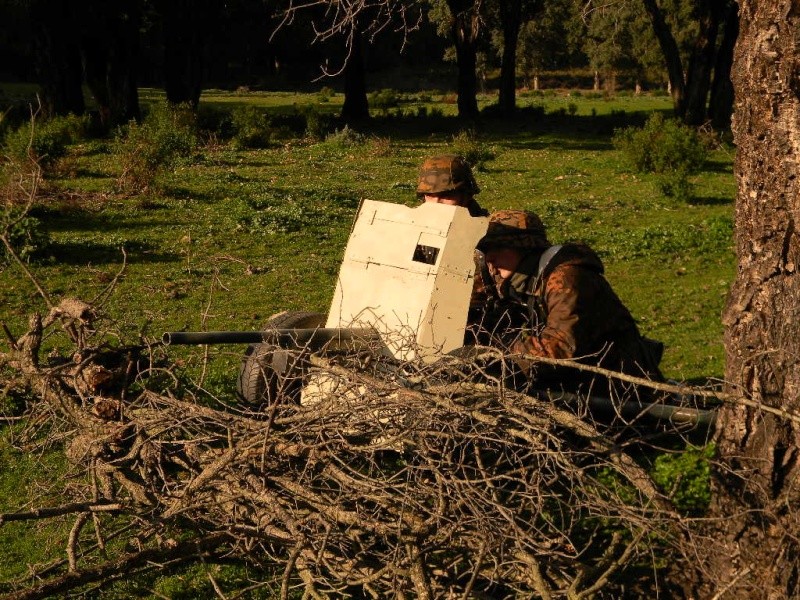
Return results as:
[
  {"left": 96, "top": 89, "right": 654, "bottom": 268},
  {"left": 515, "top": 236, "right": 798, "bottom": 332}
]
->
[
  {"left": 613, "top": 112, "right": 708, "bottom": 201},
  {"left": 318, "top": 86, "right": 335, "bottom": 103},
  {"left": 302, "top": 106, "right": 336, "bottom": 140},
  {"left": 3, "top": 114, "right": 89, "bottom": 168},
  {"left": 602, "top": 216, "right": 733, "bottom": 260},
  {"left": 114, "top": 102, "right": 199, "bottom": 195},
  {"left": 230, "top": 106, "right": 272, "bottom": 149},
  {"left": 0, "top": 209, "right": 50, "bottom": 263},
  {"left": 236, "top": 187, "right": 358, "bottom": 235},
  {"left": 369, "top": 88, "right": 401, "bottom": 111},
  {"left": 651, "top": 444, "right": 715, "bottom": 513},
  {"left": 323, "top": 124, "right": 365, "bottom": 148},
  {"left": 450, "top": 129, "right": 495, "bottom": 170}
]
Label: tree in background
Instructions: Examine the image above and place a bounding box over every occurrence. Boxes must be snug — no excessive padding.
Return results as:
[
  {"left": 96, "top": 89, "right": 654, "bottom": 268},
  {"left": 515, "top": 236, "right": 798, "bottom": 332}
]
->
[
  {"left": 640, "top": 0, "right": 737, "bottom": 126},
  {"left": 514, "top": 0, "right": 585, "bottom": 89},
  {"left": 429, "top": 0, "right": 482, "bottom": 118},
  {"left": 29, "top": 0, "right": 85, "bottom": 117},
  {"left": 81, "top": 0, "right": 141, "bottom": 125},
  {"left": 488, "top": 0, "right": 542, "bottom": 114},
  {"left": 156, "top": 0, "right": 219, "bottom": 108}
]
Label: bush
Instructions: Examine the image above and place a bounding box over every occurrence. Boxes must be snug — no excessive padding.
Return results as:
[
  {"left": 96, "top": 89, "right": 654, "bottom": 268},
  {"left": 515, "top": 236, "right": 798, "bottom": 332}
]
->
[
  {"left": 115, "top": 102, "right": 199, "bottom": 195},
  {"left": 369, "top": 88, "right": 401, "bottom": 111},
  {"left": 318, "top": 86, "right": 335, "bottom": 103},
  {"left": 0, "top": 165, "right": 51, "bottom": 262},
  {"left": 230, "top": 106, "right": 272, "bottom": 149},
  {"left": 303, "top": 107, "right": 336, "bottom": 140},
  {"left": 323, "top": 125, "right": 364, "bottom": 148},
  {"left": 613, "top": 112, "right": 708, "bottom": 201},
  {"left": 3, "top": 114, "right": 89, "bottom": 168},
  {"left": 451, "top": 129, "right": 495, "bottom": 170}
]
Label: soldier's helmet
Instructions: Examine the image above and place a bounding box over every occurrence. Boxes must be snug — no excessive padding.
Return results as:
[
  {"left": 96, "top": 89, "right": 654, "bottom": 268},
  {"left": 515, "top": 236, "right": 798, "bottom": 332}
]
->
[
  {"left": 477, "top": 210, "right": 550, "bottom": 252},
  {"left": 416, "top": 154, "right": 480, "bottom": 197}
]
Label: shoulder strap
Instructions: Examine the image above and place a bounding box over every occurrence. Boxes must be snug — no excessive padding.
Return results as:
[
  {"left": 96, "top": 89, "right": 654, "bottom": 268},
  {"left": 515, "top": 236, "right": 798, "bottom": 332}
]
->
[
  {"left": 537, "top": 244, "right": 564, "bottom": 281},
  {"left": 524, "top": 245, "right": 564, "bottom": 326}
]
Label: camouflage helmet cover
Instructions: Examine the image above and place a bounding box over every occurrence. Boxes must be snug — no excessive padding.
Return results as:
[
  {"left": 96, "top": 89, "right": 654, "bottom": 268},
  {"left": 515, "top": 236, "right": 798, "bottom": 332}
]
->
[
  {"left": 416, "top": 154, "right": 480, "bottom": 196},
  {"left": 477, "top": 210, "right": 550, "bottom": 251}
]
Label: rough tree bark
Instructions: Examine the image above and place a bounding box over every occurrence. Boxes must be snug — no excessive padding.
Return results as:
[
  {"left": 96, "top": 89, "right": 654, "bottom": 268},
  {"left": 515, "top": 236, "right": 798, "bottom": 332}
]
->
[{"left": 701, "top": 1, "right": 800, "bottom": 598}]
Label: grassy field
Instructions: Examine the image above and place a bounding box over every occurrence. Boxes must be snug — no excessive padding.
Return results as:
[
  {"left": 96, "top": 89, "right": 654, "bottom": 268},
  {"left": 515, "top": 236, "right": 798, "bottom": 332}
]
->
[
  {"left": 0, "top": 87, "right": 735, "bottom": 592},
  {"left": 2, "top": 88, "right": 734, "bottom": 381}
]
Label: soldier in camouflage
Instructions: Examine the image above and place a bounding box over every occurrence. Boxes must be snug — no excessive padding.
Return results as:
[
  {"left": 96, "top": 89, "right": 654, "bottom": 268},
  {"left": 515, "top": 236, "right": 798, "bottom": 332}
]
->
[
  {"left": 417, "top": 154, "right": 489, "bottom": 217},
  {"left": 473, "top": 210, "right": 664, "bottom": 397}
]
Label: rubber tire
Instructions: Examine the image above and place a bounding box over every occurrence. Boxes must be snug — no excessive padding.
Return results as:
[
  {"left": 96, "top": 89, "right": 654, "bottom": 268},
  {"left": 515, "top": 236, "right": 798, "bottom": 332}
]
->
[{"left": 236, "top": 311, "right": 327, "bottom": 406}]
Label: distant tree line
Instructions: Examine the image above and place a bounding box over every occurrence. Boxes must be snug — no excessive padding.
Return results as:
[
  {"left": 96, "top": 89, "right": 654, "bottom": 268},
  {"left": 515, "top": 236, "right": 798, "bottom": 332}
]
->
[{"left": 0, "top": 0, "right": 737, "bottom": 128}]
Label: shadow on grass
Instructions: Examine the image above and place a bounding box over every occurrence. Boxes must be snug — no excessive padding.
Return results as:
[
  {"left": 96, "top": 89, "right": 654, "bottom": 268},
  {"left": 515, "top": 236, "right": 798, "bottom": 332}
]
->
[
  {"left": 688, "top": 196, "right": 733, "bottom": 207},
  {"left": 30, "top": 206, "right": 179, "bottom": 234},
  {"left": 48, "top": 241, "right": 180, "bottom": 265},
  {"left": 704, "top": 161, "right": 734, "bottom": 174}
]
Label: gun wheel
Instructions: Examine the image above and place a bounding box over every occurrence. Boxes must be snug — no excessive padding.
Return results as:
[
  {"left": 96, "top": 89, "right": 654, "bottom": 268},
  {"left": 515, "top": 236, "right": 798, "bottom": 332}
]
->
[{"left": 236, "top": 311, "right": 326, "bottom": 406}]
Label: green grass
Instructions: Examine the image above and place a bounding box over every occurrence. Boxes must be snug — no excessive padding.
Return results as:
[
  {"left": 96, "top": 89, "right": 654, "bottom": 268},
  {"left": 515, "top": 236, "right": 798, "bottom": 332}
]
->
[
  {"left": 0, "top": 88, "right": 732, "bottom": 592},
  {"left": 0, "top": 89, "right": 733, "bottom": 381}
]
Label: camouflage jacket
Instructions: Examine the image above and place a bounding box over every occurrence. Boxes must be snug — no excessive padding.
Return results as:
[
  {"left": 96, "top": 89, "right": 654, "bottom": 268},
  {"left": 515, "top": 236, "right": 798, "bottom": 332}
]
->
[{"left": 476, "top": 244, "right": 663, "bottom": 392}]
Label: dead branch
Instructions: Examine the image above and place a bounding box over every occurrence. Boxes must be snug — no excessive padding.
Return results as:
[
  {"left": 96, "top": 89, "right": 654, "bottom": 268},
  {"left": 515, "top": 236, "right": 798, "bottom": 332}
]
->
[{"left": 0, "top": 501, "right": 123, "bottom": 524}]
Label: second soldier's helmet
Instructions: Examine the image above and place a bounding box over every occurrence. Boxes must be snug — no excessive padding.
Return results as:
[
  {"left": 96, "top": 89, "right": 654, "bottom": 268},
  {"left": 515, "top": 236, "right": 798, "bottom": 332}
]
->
[
  {"left": 477, "top": 210, "right": 550, "bottom": 251},
  {"left": 417, "top": 154, "right": 480, "bottom": 197}
]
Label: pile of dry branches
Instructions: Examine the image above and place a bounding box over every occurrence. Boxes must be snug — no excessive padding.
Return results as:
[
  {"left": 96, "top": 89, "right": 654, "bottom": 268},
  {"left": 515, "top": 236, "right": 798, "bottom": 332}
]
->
[{"left": 0, "top": 298, "right": 700, "bottom": 599}]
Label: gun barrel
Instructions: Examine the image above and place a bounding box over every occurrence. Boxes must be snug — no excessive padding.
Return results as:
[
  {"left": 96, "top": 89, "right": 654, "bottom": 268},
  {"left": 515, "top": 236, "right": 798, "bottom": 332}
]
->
[{"left": 162, "top": 328, "right": 378, "bottom": 350}]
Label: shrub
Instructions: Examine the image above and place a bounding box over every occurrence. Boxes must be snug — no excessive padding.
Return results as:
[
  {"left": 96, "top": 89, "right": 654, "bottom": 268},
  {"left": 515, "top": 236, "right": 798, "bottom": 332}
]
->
[
  {"left": 230, "top": 106, "right": 272, "bottom": 149},
  {"left": 318, "top": 86, "right": 335, "bottom": 103},
  {"left": 0, "top": 168, "right": 50, "bottom": 263},
  {"left": 324, "top": 125, "right": 364, "bottom": 148},
  {"left": 3, "top": 113, "right": 89, "bottom": 168},
  {"left": 613, "top": 112, "right": 707, "bottom": 201},
  {"left": 115, "top": 102, "right": 199, "bottom": 195},
  {"left": 451, "top": 129, "right": 495, "bottom": 170},
  {"left": 369, "top": 88, "right": 401, "bottom": 111},
  {"left": 303, "top": 107, "right": 336, "bottom": 140}
]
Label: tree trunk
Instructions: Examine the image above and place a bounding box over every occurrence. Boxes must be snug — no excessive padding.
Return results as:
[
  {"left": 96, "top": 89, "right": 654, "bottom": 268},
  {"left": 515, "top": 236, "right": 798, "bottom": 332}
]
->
[
  {"left": 447, "top": 0, "right": 481, "bottom": 119},
  {"left": 82, "top": 0, "right": 141, "bottom": 126},
  {"left": 31, "top": 0, "right": 85, "bottom": 117},
  {"left": 159, "top": 0, "right": 216, "bottom": 108},
  {"left": 341, "top": 27, "right": 370, "bottom": 122},
  {"left": 699, "top": 1, "right": 800, "bottom": 598},
  {"left": 498, "top": 0, "right": 522, "bottom": 116},
  {"left": 708, "top": 1, "right": 738, "bottom": 130},
  {"left": 641, "top": 0, "right": 686, "bottom": 117},
  {"left": 683, "top": 0, "right": 724, "bottom": 125}
]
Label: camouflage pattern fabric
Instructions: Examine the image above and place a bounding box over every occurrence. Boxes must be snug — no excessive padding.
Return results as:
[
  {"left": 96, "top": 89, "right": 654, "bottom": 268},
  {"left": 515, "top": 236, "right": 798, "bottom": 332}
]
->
[
  {"left": 476, "top": 244, "right": 664, "bottom": 396},
  {"left": 416, "top": 154, "right": 480, "bottom": 196},
  {"left": 477, "top": 210, "right": 550, "bottom": 251}
]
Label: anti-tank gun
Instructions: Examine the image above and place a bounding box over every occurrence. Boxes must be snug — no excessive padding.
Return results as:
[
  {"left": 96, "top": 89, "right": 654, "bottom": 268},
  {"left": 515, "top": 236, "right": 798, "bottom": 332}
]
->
[
  {"left": 164, "top": 200, "right": 487, "bottom": 405},
  {"left": 163, "top": 200, "right": 717, "bottom": 427}
]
